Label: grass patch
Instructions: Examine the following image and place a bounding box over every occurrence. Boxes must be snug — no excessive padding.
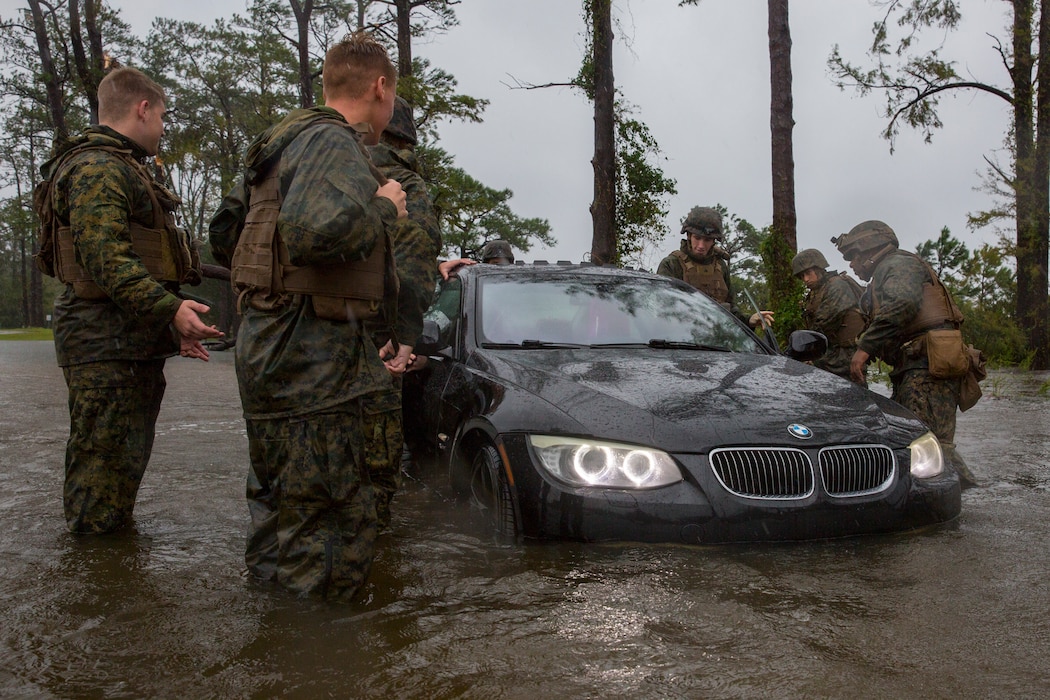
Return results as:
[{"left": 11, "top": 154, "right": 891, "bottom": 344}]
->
[{"left": 0, "top": 328, "right": 54, "bottom": 341}]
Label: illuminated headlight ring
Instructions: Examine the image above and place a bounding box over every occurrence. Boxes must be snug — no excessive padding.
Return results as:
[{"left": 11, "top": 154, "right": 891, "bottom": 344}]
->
[
  {"left": 528, "top": 435, "right": 682, "bottom": 489},
  {"left": 909, "top": 431, "right": 944, "bottom": 479}
]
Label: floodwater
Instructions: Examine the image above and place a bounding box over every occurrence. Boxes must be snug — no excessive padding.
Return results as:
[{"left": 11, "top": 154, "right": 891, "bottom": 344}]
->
[{"left": 1, "top": 340, "right": 1048, "bottom": 699}]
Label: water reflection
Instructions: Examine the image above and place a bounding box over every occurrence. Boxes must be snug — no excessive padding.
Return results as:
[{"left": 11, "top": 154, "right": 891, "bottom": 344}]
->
[{"left": 1, "top": 344, "right": 1048, "bottom": 698}]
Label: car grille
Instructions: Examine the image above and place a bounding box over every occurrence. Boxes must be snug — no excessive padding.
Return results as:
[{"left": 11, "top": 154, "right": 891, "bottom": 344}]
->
[
  {"left": 709, "top": 446, "right": 896, "bottom": 500},
  {"left": 710, "top": 448, "right": 814, "bottom": 499},
  {"left": 818, "top": 445, "right": 895, "bottom": 496}
]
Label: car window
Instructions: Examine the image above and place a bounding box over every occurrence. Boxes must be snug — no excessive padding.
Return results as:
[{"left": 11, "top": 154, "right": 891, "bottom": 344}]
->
[
  {"left": 476, "top": 275, "right": 763, "bottom": 352},
  {"left": 424, "top": 277, "right": 463, "bottom": 349}
]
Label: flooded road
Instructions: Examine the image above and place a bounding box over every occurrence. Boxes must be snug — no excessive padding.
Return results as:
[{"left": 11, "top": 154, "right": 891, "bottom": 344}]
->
[{"left": 1, "top": 340, "right": 1048, "bottom": 698}]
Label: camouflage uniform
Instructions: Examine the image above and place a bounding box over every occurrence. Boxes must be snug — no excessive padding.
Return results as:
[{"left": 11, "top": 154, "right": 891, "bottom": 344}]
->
[
  {"left": 209, "top": 106, "right": 398, "bottom": 600},
  {"left": 801, "top": 271, "right": 866, "bottom": 383},
  {"left": 657, "top": 240, "right": 750, "bottom": 323},
  {"left": 364, "top": 134, "right": 440, "bottom": 528},
  {"left": 858, "top": 248, "right": 976, "bottom": 486},
  {"left": 45, "top": 126, "right": 187, "bottom": 534}
]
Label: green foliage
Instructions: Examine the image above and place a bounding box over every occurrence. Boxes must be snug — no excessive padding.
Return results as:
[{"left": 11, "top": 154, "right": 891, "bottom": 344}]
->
[
  {"left": 0, "top": 328, "right": 53, "bottom": 341},
  {"left": 759, "top": 229, "right": 804, "bottom": 344},
  {"left": 615, "top": 110, "right": 677, "bottom": 266},
  {"left": 428, "top": 165, "right": 554, "bottom": 258}
]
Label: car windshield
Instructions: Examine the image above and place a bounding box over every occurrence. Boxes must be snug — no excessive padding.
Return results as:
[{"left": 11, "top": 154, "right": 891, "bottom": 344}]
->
[{"left": 476, "top": 274, "right": 764, "bottom": 353}]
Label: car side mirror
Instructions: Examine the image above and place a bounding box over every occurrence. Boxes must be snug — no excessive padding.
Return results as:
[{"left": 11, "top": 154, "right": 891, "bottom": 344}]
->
[
  {"left": 414, "top": 318, "right": 449, "bottom": 355},
  {"left": 784, "top": 330, "right": 828, "bottom": 362}
]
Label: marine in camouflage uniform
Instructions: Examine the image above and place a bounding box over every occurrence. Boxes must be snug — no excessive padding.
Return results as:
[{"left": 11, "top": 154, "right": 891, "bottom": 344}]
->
[
  {"left": 209, "top": 33, "right": 407, "bottom": 600},
  {"left": 365, "top": 96, "right": 441, "bottom": 528},
  {"left": 834, "top": 220, "right": 978, "bottom": 489},
  {"left": 43, "top": 68, "right": 219, "bottom": 535},
  {"left": 657, "top": 206, "right": 770, "bottom": 328},
  {"left": 791, "top": 248, "right": 867, "bottom": 384}
]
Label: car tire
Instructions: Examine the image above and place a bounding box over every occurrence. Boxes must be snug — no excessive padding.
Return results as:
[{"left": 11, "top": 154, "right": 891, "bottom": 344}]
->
[{"left": 469, "top": 444, "right": 520, "bottom": 538}]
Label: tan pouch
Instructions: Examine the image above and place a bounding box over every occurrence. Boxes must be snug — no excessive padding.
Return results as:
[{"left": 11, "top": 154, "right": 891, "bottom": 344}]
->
[
  {"left": 926, "top": 328, "right": 969, "bottom": 379},
  {"left": 958, "top": 344, "right": 987, "bottom": 411}
]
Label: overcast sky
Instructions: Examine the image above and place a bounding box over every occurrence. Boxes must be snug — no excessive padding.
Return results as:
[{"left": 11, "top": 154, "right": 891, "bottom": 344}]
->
[{"left": 19, "top": 0, "right": 1016, "bottom": 269}]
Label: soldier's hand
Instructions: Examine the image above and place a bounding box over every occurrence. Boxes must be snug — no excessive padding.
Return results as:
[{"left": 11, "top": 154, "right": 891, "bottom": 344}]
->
[
  {"left": 173, "top": 300, "right": 224, "bottom": 341},
  {"left": 440, "top": 258, "right": 476, "bottom": 280},
  {"left": 749, "top": 310, "right": 774, "bottom": 328},
  {"left": 377, "top": 179, "right": 407, "bottom": 219},
  {"left": 179, "top": 336, "right": 210, "bottom": 362},
  {"left": 850, "top": 348, "right": 870, "bottom": 383}
]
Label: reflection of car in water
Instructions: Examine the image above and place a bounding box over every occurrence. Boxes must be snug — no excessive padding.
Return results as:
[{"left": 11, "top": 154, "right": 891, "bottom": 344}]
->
[{"left": 403, "top": 264, "right": 962, "bottom": 544}]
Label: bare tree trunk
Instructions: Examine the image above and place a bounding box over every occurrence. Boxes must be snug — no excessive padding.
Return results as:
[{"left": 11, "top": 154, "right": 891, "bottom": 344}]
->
[
  {"left": 1012, "top": 0, "right": 1049, "bottom": 368},
  {"left": 589, "top": 0, "right": 616, "bottom": 266},
  {"left": 766, "top": 0, "right": 797, "bottom": 326},
  {"left": 28, "top": 0, "right": 68, "bottom": 141},
  {"left": 395, "top": 0, "right": 413, "bottom": 78},
  {"left": 69, "top": 0, "right": 104, "bottom": 124},
  {"left": 290, "top": 0, "right": 315, "bottom": 108},
  {"left": 1031, "top": 0, "right": 1050, "bottom": 368},
  {"left": 768, "top": 0, "right": 796, "bottom": 253}
]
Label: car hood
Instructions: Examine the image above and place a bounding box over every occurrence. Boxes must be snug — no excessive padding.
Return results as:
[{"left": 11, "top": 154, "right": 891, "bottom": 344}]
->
[{"left": 476, "top": 348, "right": 924, "bottom": 453}]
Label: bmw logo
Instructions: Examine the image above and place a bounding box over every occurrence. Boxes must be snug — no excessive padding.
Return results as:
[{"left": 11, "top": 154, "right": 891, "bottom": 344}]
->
[{"left": 787, "top": 424, "right": 813, "bottom": 439}]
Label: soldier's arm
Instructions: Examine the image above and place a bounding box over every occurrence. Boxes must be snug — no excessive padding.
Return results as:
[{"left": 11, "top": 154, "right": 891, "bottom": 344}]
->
[
  {"left": 66, "top": 156, "right": 180, "bottom": 324},
  {"left": 857, "top": 258, "right": 924, "bottom": 358},
  {"left": 656, "top": 255, "right": 681, "bottom": 278},
  {"left": 208, "top": 178, "right": 249, "bottom": 269},
  {"left": 278, "top": 125, "right": 398, "bottom": 266}
]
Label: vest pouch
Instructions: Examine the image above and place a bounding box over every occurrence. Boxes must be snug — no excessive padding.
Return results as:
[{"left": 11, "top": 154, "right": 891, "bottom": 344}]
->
[
  {"left": 958, "top": 344, "right": 987, "bottom": 411},
  {"left": 926, "top": 328, "right": 969, "bottom": 379}
]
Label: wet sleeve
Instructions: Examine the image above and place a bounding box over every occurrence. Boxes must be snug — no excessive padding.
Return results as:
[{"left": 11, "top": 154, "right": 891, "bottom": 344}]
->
[
  {"left": 66, "top": 157, "right": 180, "bottom": 324},
  {"left": 656, "top": 254, "right": 682, "bottom": 279},
  {"left": 858, "top": 257, "right": 924, "bottom": 358},
  {"left": 277, "top": 126, "right": 398, "bottom": 266},
  {"left": 208, "top": 178, "right": 249, "bottom": 269}
]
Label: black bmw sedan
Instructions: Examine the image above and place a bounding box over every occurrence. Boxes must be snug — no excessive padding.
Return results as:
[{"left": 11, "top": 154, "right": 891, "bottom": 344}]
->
[{"left": 402, "top": 263, "right": 962, "bottom": 544}]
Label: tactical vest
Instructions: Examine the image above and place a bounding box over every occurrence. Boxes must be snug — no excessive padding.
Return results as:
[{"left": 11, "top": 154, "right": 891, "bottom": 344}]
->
[
  {"left": 35, "top": 144, "right": 198, "bottom": 301},
  {"left": 671, "top": 249, "right": 730, "bottom": 303},
  {"left": 804, "top": 271, "right": 867, "bottom": 347},
  {"left": 229, "top": 121, "right": 395, "bottom": 323},
  {"left": 864, "top": 251, "right": 964, "bottom": 341}
]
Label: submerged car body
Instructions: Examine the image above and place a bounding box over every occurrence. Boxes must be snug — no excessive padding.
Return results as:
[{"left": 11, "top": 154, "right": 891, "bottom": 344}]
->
[{"left": 402, "top": 264, "right": 962, "bottom": 544}]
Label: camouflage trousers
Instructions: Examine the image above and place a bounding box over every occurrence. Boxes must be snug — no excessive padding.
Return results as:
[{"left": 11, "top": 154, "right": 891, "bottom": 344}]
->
[
  {"left": 363, "top": 388, "right": 404, "bottom": 530},
  {"left": 892, "top": 368, "right": 977, "bottom": 487},
  {"left": 244, "top": 406, "right": 376, "bottom": 602},
  {"left": 61, "top": 360, "right": 166, "bottom": 534}
]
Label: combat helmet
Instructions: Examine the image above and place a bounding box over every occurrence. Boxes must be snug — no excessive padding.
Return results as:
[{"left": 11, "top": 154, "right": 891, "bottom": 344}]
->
[
  {"left": 832, "top": 220, "right": 899, "bottom": 261},
  {"left": 383, "top": 96, "right": 417, "bottom": 146},
  {"left": 791, "top": 248, "right": 830, "bottom": 277},
  {"left": 681, "top": 206, "right": 724, "bottom": 240},
  {"left": 480, "top": 239, "right": 515, "bottom": 264}
]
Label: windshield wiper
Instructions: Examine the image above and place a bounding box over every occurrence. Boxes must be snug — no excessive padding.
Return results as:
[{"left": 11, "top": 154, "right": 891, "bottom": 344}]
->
[
  {"left": 480, "top": 340, "right": 588, "bottom": 349},
  {"left": 520, "top": 339, "right": 589, "bottom": 349},
  {"left": 647, "top": 338, "right": 732, "bottom": 352}
]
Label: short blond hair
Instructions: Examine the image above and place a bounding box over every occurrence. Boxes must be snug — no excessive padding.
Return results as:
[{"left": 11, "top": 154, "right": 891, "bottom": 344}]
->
[
  {"left": 97, "top": 67, "right": 165, "bottom": 123},
  {"left": 322, "top": 32, "right": 396, "bottom": 100}
]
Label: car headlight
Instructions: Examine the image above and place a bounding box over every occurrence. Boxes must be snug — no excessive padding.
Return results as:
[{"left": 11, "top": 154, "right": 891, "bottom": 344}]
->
[
  {"left": 909, "top": 431, "right": 944, "bottom": 478},
  {"left": 528, "top": 435, "right": 682, "bottom": 489}
]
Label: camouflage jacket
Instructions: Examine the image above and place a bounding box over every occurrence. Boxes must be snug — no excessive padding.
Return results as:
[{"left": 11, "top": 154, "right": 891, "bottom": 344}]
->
[
  {"left": 46, "top": 126, "right": 184, "bottom": 366},
  {"left": 802, "top": 271, "right": 864, "bottom": 348},
  {"left": 656, "top": 240, "right": 746, "bottom": 323},
  {"left": 366, "top": 141, "right": 441, "bottom": 347},
  {"left": 858, "top": 249, "right": 933, "bottom": 373},
  {"left": 208, "top": 106, "right": 398, "bottom": 418}
]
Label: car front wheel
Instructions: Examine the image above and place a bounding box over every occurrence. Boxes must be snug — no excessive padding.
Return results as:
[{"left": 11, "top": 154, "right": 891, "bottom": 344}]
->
[{"left": 469, "top": 443, "right": 520, "bottom": 538}]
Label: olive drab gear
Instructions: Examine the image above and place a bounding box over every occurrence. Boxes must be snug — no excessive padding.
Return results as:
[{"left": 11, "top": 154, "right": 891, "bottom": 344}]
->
[
  {"left": 831, "top": 220, "right": 899, "bottom": 261},
  {"left": 803, "top": 271, "right": 867, "bottom": 347},
  {"left": 681, "top": 206, "right": 724, "bottom": 240},
  {"left": 34, "top": 143, "right": 200, "bottom": 300},
  {"left": 791, "top": 248, "right": 830, "bottom": 277},
  {"left": 480, "top": 239, "right": 515, "bottom": 264},
  {"left": 230, "top": 120, "right": 398, "bottom": 323},
  {"left": 862, "top": 251, "right": 964, "bottom": 342},
  {"left": 384, "top": 96, "right": 417, "bottom": 146},
  {"left": 670, "top": 249, "right": 731, "bottom": 304}
]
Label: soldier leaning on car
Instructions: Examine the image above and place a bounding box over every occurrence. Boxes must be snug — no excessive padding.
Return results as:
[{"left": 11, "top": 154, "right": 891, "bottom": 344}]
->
[
  {"left": 365, "top": 95, "right": 441, "bottom": 529},
  {"left": 833, "top": 220, "right": 979, "bottom": 489},
  {"left": 40, "top": 67, "right": 223, "bottom": 535},
  {"left": 791, "top": 248, "right": 868, "bottom": 385},
  {"left": 208, "top": 32, "right": 408, "bottom": 600},
  {"left": 657, "top": 206, "right": 773, "bottom": 329}
]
